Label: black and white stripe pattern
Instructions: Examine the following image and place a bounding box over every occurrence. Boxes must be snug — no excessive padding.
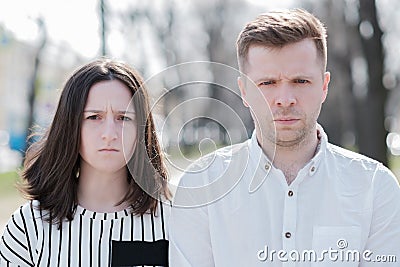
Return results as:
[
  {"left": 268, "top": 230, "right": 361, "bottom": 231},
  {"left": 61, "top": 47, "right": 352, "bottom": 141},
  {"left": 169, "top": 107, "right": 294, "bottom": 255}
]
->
[{"left": 0, "top": 200, "right": 170, "bottom": 266}]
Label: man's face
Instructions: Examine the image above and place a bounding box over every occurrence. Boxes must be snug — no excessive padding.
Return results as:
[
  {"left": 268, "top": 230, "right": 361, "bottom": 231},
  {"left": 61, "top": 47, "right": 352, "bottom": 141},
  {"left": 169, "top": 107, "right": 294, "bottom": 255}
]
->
[{"left": 238, "top": 39, "right": 330, "bottom": 148}]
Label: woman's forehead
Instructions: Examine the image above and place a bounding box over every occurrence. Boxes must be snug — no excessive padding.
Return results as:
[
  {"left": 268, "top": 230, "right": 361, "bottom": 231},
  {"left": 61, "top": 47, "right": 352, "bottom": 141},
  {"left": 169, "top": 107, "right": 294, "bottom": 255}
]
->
[{"left": 85, "top": 80, "right": 134, "bottom": 110}]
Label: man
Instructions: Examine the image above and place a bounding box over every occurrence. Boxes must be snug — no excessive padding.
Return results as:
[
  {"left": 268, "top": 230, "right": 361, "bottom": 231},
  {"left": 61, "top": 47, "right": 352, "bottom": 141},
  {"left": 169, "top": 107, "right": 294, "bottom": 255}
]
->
[{"left": 169, "top": 9, "right": 400, "bottom": 266}]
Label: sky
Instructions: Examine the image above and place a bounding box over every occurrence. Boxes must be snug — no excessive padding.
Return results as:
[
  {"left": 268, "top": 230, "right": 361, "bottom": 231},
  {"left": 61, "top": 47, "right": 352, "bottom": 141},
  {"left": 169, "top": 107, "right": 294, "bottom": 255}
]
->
[
  {"left": 0, "top": 0, "right": 101, "bottom": 58},
  {"left": 0, "top": 0, "right": 295, "bottom": 59}
]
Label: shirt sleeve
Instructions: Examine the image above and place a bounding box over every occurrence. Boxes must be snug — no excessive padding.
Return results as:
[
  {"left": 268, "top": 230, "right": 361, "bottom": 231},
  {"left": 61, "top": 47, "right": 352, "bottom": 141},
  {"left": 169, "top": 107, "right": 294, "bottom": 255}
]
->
[
  {"left": 0, "top": 204, "right": 36, "bottom": 267},
  {"left": 169, "top": 168, "right": 216, "bottom": 267},
  {"left": 360, "top": 164, "right": 400, "bottom": 266}
]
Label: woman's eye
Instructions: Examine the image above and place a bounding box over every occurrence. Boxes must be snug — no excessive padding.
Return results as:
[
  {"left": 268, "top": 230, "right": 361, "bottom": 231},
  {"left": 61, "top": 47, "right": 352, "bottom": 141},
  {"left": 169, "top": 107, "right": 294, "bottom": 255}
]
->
[
  {"left": 86, "top": 115, "right": 100, "bottom": 120},
  {"left": 119, "top": 116, "right": 132, "bottom": 121}
]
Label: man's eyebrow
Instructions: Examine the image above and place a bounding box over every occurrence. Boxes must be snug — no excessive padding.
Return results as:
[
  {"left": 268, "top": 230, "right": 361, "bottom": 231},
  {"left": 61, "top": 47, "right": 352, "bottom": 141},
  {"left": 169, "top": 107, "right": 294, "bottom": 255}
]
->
[
  {"left": 252, "top": 74, "right": 314, "bottom": 84},
  {"left": 289, "top": 74, "right": 314, "bottom": 79},
  {"left": 253, "top": 77, "right": 279, "bottom": 84}
]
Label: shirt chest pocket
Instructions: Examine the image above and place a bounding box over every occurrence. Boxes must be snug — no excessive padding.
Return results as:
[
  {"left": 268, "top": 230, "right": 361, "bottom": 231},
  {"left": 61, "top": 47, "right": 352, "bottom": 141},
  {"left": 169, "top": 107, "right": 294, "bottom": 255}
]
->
[{"left": 311, "top": 226, "right": 361, "bottom": 267}]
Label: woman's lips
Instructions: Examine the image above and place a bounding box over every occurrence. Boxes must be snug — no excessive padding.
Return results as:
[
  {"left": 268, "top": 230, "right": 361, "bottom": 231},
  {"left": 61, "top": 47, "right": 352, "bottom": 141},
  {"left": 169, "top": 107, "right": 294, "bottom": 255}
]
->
[{"left": 99, "top": 148, "right": 119, "bottom": 152}]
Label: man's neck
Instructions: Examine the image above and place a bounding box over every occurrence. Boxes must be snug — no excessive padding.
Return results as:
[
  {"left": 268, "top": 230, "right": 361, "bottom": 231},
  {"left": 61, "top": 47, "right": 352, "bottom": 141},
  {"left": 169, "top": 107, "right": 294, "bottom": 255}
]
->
[{"left": 257, "top": 128, "right": 320, "bottom": 185}]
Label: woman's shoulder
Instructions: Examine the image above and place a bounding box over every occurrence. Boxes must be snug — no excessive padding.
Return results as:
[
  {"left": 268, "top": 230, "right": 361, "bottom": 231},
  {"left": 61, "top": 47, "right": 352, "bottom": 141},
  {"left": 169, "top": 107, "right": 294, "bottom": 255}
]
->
[
  {"left": 0, "top": 200, "right": 43, "bottom": 265},
  {"left": 157, "top": 197, "right": 172, "bottom": 218},
  {"left": 7, "top": 200, "right": 37, "bottom": 220},
  {"left": 5, "top": 200, "right": 42, "bottom": 233}
]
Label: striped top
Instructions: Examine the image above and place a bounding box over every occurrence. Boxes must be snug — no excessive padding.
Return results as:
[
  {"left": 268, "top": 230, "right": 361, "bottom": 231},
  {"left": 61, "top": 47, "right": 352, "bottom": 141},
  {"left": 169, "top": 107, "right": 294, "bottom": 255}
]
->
[{"left": 0, "top": 200, "right": 170, "bottom": 267}]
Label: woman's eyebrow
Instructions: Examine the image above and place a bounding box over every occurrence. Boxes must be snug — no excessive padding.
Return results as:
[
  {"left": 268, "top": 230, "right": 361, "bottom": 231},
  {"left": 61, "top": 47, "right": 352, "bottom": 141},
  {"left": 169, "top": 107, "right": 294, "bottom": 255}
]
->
[
  {"left": 83, "top": 109, "right": 103, "bottom": 113},
  {"left": 116, "top": 110, "right": 136, "bottom": 114},
  {"left": 83, "top": 110, "right": 136, "bottom": 113}
]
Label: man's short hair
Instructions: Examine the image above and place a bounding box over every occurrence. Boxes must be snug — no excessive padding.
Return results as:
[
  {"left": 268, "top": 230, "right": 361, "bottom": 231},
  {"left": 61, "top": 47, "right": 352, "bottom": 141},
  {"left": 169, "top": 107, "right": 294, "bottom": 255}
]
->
[{"left": 236, "top": 8, "right": 327, "bottom": 73}]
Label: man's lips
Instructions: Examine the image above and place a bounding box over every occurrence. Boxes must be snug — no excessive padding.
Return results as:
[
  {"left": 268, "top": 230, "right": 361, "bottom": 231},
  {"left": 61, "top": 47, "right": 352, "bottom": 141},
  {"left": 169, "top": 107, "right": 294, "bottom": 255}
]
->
[{"left": 274, "top": 118, "right": 300, "bottom": 125}]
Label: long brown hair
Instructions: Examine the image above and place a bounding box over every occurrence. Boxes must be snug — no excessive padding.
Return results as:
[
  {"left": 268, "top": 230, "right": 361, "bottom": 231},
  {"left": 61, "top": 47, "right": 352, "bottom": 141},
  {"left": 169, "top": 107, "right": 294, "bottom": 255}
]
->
[{"left": 21, "top": 58, "right": 170, "bottom": 225}]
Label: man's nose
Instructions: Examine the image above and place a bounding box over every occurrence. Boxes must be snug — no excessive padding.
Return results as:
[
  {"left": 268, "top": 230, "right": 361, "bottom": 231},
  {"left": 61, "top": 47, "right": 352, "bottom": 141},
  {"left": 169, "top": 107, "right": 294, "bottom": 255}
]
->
[{"left": 274, "top": 85, "right": 296, "bottom": 107}]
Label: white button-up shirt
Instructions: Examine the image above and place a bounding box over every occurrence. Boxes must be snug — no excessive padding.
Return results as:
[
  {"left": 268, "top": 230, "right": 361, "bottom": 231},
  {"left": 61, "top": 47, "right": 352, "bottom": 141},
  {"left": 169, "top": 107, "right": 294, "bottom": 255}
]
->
[{"left": 169, "top": 125, "right": 400, "bottom": 266}]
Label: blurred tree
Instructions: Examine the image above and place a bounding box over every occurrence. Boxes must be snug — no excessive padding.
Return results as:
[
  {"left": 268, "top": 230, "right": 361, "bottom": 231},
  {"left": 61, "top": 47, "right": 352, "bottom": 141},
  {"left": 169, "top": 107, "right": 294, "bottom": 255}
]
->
[
  {"left": 115, "top": 0, "right": 390, "bottom": 161},
  {"left": 310, "top": 0, "right": 388, "bottom": 165},
  {"left": 24, "top": 17, "right": 47, "bottom": 157},
  {"left": 356, "top": 0, "right": 387, "bottom": 165},
  {"left": 120, "top": 0, "right": 256, "bottom": 146},
  {"left": 315, "top": 0, "right": 357, "bottom": 148},
  {"left": 193, "top": 0, "right": 253, "bottom": 139},
  {"left": 99, "top": 0, "right": 107, "bottom": 56}
]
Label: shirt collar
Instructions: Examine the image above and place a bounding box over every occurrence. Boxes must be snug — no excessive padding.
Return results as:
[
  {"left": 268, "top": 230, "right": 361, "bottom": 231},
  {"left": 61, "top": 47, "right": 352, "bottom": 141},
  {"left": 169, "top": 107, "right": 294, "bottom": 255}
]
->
[
  {"left": 247, "top": 131, "right": 271, "bottom": 193},
  {"left": 248, "top": 130, "right": 270, "bottom": 167},
  {"left": 314, "top": 123, "right": 328, "bottom": 160},
  {"left": 247, "top": 123, "right": 328, "bottom": 187}
]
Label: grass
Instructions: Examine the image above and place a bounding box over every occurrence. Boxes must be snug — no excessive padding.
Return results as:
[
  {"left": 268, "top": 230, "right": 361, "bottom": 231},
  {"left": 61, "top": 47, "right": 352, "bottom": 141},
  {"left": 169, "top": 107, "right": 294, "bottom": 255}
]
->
[
  {"left": 389, "top": 155, "right": 400, "bottom": 182},
  {"left": 0, "top": 171, "right": 25, "bottom": 232},
  {"left": 0, "top": 171, "right": 21, "bottom": 196},
  {"left": 389, "top": 155, "right": 400, "bottom": 170}
]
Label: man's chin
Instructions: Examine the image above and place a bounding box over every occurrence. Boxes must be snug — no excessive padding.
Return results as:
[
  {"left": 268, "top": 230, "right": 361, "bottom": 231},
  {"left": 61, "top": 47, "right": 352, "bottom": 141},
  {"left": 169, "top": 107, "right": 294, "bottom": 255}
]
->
[{"left": 274, "top": 132, "right": 304, "bottom": 147}]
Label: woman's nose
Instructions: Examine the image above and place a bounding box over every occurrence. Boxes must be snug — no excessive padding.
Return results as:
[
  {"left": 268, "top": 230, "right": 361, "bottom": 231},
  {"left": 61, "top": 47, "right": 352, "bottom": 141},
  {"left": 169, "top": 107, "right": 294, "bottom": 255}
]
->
[{"left": 101, "top": 117, "right": 118, "bottom": 142}]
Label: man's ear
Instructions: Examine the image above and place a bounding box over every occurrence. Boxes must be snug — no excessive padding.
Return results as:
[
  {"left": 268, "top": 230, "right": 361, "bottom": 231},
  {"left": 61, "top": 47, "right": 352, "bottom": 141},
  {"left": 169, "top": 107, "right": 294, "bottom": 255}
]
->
[
  {"left": 321, "top": 71, "right": 330, "bottom": 103},
  {"left": 238, "top": 76, "right": 249, "bottom": 107}
]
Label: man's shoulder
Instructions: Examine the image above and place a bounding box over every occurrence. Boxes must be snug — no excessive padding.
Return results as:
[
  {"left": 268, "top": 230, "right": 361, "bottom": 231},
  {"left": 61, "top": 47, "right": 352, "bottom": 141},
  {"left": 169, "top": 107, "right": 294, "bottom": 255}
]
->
[
  {"left": 174, "top": 141, "right": 250, "bottom": 207},
  {"left": 213, "top": 140, "right": 249, "bottom": 159},
  {"left": 326, "top": 142, "right": 398, "bottom": 183},
  {"left": 327, "top": 142, "right": 381, "bottom": 166},
  {"left": 185, "top": 140, "right": 249, "bottom": 172},
  {"left": 325, "top": 143, "right": 399, "bottom": 201}
]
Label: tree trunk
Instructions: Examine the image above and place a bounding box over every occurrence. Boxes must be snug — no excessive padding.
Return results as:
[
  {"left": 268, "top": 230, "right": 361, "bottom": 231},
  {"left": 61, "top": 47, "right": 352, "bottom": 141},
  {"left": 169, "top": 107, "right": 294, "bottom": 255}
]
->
[
  {"left": 357, "top": 0, "right": 388, "bottom": 165},
  {"left": 23, "top": 18, "right": 47, "bottom": 157}
]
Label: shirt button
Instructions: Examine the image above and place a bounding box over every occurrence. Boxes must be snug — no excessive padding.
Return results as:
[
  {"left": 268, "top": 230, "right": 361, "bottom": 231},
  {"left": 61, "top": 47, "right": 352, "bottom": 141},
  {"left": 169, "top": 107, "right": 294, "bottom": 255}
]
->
[
  {"left": 285, "top": 232, "right": 291, "bottom": 238},
  {"left": 288, "top": 190, "right": 294, "bottom": 197},
  {"left": 264, "top": 163, "right": 271, "bottom": 171},
  {"left": 309, "top": 165, "right": 316, "bottom": 175}
]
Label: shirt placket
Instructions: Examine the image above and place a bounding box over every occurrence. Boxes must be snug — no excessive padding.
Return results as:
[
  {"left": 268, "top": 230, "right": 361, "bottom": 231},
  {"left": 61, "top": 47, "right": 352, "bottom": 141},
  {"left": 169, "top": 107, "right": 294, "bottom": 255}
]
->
[{"left": 282, "top": 181, "right": 299, "bottom": 267}]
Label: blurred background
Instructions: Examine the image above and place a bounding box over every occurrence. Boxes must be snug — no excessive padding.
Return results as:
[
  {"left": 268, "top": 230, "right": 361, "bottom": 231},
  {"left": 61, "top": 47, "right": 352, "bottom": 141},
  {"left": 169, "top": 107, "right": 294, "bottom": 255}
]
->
[{"left": 1, "top": 0, "right": 400, "bottom": 230}]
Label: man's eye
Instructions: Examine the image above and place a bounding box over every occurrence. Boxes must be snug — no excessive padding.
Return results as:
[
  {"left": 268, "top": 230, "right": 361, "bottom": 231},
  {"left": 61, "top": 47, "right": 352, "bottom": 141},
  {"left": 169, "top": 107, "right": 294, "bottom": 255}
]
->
[
  {"left": 296, "top": 79, "right": 309, "bottom": 84},
  {"left": 259, "top": 81, "right": 274, "bottom": 86}
]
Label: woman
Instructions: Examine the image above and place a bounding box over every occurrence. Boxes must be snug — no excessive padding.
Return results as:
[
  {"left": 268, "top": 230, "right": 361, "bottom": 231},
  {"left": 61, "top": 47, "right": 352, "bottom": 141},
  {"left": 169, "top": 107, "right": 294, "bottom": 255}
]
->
[{"left": 0, "top": 58, "right": 171, "bottom": 266}]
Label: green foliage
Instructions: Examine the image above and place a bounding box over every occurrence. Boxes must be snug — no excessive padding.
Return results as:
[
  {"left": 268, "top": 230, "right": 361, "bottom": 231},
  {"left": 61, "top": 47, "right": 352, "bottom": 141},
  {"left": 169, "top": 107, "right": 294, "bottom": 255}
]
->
[
  {"left": 389, "top": 156, "right": 400, "bottom": 182},
  {"left": 0, "top": 171, "right": 20, "bottom": 196},
  {"left": 166, "top": 144, "right": 226, "bottom": 160}
]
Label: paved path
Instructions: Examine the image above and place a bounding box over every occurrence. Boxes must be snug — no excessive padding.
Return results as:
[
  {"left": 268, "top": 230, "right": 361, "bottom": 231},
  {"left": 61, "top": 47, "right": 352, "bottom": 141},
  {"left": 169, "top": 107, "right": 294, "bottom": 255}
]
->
[{"left": 0, "top": 194, "right": 25, "bottom": 233}]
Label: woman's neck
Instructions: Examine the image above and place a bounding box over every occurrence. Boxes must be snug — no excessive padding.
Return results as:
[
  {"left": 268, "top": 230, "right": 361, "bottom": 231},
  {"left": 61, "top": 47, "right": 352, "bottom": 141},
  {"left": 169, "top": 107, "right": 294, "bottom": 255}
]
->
[{"left": 77, "top": 165, "right": 130, "bottom": 212}]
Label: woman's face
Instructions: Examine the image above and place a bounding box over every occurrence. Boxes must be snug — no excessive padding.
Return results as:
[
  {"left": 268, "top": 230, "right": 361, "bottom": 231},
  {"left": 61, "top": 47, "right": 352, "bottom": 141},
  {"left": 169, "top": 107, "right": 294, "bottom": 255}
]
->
[{"left": 79, "top": 80, "right": 137, "bottom": 175}]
